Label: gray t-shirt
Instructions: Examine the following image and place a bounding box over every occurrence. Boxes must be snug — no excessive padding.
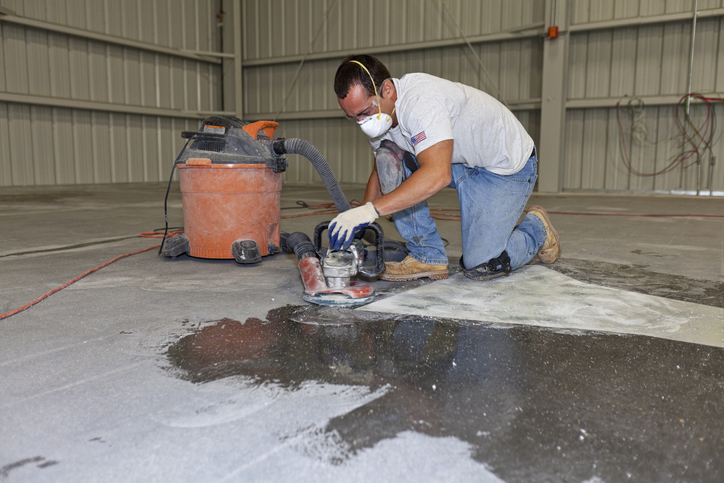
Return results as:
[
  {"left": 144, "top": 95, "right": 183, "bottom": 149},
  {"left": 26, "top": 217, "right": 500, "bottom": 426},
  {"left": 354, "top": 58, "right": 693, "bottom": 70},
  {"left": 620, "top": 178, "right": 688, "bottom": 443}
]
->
[{"left": 369, "top": 73, "right": 534, "bottom": 176}]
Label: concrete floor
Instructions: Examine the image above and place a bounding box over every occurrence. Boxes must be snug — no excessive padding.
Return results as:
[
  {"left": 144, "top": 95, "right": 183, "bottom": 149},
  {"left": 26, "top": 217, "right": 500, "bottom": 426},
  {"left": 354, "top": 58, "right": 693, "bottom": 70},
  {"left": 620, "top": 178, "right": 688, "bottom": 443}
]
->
[{"left": 1, "top": 182, "right": 723, "bottom": 482}]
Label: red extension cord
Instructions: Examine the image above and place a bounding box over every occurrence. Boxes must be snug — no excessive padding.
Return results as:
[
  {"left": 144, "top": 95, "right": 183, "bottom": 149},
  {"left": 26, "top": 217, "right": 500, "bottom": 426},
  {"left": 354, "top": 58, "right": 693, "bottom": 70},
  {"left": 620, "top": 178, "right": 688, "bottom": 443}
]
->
[
  {"left": 0, "top": 230, "right": 182, "bottom": 321},
  {"left": 0, "top": 245, "right": 159, "bottom": 321},
  {"left": 1, "top": 207, "right": 721, "bottom": 321}
]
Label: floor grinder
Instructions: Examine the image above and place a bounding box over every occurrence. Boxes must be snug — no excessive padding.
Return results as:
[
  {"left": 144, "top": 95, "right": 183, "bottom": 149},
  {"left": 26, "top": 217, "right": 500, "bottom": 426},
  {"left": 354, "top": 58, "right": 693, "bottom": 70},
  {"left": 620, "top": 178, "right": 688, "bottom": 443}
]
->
[
  {"left": 160, "top": 116, "right": 397, "bottom": 307},
  {"left": 284, "top": 221, "right": 385, "bottom": 307}
]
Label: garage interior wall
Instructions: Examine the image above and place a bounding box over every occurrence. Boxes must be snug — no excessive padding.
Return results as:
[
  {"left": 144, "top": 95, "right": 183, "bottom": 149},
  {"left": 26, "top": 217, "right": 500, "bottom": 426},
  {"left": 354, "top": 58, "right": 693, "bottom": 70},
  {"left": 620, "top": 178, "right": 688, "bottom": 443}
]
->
[
  {"left": 241, "top": 0, "right": 545, "bottom": 187},
  {"left": 241, "top": 0, "right": 724, "bottom": 194},
  {"left": 0, "top": 0, "right": 224, "bottom": 186},
  {"left": 565, "top": 0, "right": 724, "bottom": 194},
  {"left": 1, "top": 0, "right": 723, "bottom": 195}
]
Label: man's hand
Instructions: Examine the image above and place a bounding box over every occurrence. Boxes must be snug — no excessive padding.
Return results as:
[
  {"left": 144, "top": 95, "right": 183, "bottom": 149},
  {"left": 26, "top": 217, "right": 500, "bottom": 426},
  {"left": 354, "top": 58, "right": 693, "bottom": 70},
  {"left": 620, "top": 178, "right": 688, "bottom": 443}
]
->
[{"left": 328, "top": 202, "right": 379, "bottom": 250}]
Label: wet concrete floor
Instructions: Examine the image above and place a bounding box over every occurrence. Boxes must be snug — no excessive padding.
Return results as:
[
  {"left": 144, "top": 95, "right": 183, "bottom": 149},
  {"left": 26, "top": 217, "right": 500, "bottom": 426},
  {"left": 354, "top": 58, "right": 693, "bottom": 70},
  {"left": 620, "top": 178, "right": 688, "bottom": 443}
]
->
[
  {"left": 2, "top": 183, "right": 724, "bottom": 482},
  {"left": 166, "top": 305, "right": 724, "bottom": 483}
]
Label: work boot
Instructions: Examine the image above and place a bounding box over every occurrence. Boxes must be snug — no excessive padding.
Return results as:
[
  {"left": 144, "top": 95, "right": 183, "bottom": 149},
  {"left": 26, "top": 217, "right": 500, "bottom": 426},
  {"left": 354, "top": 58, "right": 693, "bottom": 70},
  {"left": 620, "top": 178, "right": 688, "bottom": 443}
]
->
[
  {"left": 379, "top": 255, "right": 449, "bottom": 281},
  {"left": 460, "top": 252, "right": 511, "bottom": 281},
  {"left": 526, "top": 205, "right": 561, "bottom": 264}
]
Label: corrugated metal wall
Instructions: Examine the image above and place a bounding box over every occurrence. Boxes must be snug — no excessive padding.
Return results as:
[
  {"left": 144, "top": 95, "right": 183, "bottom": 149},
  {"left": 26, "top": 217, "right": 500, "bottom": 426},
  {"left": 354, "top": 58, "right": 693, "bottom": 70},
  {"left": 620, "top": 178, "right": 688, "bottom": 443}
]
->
[
  {"left": 240, "top": 0, "right": 545, "bottom": 186},
  {"left": 241, "top": 0, "right": 724, "bottom": 194},
  {"left": 2, "top": 0, "right": 722, "bottom": 193},
  {"left": 565, "top": 0, "right": 724, "bottom": 193},
  {"left": 0, "top": 0, "right": 223, "bottom": 186},
  {"left": 242, "top": 0, "right": 544, "bottom": 60}
]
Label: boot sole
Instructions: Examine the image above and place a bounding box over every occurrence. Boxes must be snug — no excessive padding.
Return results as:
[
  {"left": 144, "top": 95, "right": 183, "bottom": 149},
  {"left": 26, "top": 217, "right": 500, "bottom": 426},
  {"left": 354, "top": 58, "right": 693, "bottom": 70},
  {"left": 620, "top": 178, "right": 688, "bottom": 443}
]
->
[
  {"left": 379, "top": 271, "right": 449, "bottom": 282},
  {"left": 527, "top": 205, "right": 560, "bottom": 264},
  {"left": 462, "top": 270, "right": 508, "bottom": 281}
]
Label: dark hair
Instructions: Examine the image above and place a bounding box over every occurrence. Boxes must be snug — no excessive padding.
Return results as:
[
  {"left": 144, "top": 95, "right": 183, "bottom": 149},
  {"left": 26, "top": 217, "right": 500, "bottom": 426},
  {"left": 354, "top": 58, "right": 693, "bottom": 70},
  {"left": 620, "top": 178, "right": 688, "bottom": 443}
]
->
[{"left": 333, "top": 54, "right": 391, "bottom": 99}]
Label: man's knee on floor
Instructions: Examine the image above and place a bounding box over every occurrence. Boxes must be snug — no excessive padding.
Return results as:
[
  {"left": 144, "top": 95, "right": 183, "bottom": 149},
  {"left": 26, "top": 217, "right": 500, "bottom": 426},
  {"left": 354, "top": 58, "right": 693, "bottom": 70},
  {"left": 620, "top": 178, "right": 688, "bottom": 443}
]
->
[{"left": 460, "top": 250, "right": 512, "bottom": 281}]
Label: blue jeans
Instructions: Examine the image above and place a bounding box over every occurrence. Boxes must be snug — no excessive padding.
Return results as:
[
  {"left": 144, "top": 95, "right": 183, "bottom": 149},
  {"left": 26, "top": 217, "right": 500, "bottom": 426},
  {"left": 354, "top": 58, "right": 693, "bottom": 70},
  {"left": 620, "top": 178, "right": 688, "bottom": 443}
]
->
[{"left": 386, "top": 149, "right": 546, "bottom": 270}]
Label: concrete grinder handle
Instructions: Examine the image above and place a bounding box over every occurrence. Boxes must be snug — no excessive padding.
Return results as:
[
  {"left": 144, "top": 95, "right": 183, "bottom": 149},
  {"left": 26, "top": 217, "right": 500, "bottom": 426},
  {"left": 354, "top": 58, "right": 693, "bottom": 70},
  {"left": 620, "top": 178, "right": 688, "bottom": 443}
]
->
[{"left": 313, "top": 221, "right": 385, "bottom": 277}]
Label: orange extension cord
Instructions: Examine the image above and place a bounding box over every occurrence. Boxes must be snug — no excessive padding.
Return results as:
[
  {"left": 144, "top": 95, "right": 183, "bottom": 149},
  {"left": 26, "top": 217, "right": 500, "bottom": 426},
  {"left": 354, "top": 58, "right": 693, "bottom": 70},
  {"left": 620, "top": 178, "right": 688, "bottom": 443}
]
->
[
  {"left": 0, "top": 204, "right": 355, "bottom": 321},
  {"left": 0, "top": 230, "right": 182, "bottom": 321},
  {"left": 3, "top": 203, "right": 721, "bottom": 321}
]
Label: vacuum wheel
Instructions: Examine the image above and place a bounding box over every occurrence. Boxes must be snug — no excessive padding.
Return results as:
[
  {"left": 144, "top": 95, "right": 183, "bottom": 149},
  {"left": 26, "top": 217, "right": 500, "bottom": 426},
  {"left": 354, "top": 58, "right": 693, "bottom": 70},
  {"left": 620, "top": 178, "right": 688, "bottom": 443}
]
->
[
  {"left": 232, "top": 239, "right": 262, "bottom": 264},
  {"left": 161, "top": 233, "right": 190, "bottom": 257}
]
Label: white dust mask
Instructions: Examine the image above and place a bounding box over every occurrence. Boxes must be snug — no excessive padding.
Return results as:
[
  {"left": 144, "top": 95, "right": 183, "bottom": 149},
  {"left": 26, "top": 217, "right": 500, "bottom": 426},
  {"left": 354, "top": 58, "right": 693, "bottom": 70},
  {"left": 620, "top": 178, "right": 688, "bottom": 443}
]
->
[
  {"left": 350, "top": 60, "right": 395, "bottom": 138},
  {"left": 357, "top": 109, "right": 393, "bottom": 138}
]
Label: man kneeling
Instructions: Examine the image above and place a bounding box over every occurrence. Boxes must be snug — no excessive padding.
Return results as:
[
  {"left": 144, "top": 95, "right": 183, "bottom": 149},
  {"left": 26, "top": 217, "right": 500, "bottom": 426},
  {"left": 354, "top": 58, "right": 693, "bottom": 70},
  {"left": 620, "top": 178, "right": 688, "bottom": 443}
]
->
[{"left": 328, "top": 54, "right": 560, "bottom": 281}]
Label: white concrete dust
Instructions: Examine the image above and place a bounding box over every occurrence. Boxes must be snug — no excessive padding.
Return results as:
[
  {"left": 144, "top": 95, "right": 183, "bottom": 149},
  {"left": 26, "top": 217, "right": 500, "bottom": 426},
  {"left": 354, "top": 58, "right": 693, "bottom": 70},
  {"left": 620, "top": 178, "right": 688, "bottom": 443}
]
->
[
  {"left": 155, "top": 378, "right": 390, "bottom": 429},
  {"left": 361, "top": 266, "right": 724, "bottom": 348},
  {"left": 240, "top": 430, "right": 505, "bottom": 483}
]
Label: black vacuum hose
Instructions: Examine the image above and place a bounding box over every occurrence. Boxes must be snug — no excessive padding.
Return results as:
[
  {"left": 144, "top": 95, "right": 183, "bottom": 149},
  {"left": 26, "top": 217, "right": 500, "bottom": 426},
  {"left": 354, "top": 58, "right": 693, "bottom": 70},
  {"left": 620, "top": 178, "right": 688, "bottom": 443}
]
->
[
  {"left": 273, "top": 138, "right": 352, "bottom": 213},
  {"left": 274, "top": 137, "right": 409, "bottom": 261},
  {"left": 285, "top": 231, "right": 317, "bottom": 261}
]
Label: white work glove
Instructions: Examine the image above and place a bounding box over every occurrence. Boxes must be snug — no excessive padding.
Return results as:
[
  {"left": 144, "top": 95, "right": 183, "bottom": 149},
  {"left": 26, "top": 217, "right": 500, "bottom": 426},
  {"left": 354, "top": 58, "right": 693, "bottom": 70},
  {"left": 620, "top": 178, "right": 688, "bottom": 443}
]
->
[{"left": 328, "top": 202, "right": 379, "bottom": 251}]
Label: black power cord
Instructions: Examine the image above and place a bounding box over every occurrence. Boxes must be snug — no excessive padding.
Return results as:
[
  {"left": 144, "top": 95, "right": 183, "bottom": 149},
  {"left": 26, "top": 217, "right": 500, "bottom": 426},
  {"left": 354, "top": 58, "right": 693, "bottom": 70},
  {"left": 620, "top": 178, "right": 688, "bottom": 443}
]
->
[{"left": 159, "top": 139, "right": 190, "bottom": 255}]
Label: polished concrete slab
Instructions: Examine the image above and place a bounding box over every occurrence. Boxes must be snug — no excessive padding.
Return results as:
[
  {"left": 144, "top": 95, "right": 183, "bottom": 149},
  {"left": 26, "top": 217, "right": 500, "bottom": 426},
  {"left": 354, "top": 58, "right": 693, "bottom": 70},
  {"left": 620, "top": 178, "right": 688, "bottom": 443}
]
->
[{"left": 1, "top": 182, "right": 723, "bottom": 482}]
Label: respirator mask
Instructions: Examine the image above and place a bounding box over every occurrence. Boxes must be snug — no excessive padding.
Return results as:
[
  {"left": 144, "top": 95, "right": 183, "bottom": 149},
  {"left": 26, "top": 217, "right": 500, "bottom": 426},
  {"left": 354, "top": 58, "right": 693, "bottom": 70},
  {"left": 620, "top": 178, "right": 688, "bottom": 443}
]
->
[{"left": 350, "top": 60, "right": 395, "bottom": 139}]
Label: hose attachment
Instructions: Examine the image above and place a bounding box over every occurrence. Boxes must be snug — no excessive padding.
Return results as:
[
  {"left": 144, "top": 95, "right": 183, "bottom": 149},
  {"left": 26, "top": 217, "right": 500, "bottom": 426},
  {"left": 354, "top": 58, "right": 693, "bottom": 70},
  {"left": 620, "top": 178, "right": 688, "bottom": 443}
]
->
[
  {"left": 273, "top": 138, "right": 352, "bottom": 213},
  {"left": 285, "top": 231, "right": 317, "bottom": 261}
]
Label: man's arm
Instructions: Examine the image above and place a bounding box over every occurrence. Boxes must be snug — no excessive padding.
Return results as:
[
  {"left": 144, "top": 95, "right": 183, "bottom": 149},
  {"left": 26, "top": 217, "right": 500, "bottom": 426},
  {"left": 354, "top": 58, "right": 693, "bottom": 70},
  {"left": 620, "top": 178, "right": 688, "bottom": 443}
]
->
[
  {"left": 362, "top": 163, "right": 382, "bottom": 204},
  {"left": 369, "top": 140, "right": 453, "bottom": 217}
]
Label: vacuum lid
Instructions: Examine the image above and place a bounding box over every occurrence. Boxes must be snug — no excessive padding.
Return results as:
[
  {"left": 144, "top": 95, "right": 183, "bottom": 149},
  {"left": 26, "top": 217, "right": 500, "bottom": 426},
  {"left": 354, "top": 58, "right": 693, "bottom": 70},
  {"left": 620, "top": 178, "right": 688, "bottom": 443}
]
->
[{"left": 177, "top": 116, "right": 287, "bottom": 172}]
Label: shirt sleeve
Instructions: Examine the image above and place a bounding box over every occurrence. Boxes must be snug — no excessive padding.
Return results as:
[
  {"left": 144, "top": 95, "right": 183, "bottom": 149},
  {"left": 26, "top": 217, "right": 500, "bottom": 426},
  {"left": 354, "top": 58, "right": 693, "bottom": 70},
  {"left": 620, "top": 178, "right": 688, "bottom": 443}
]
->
[{"left": 401, "top": 96, "right": 454, "bottom": 156}]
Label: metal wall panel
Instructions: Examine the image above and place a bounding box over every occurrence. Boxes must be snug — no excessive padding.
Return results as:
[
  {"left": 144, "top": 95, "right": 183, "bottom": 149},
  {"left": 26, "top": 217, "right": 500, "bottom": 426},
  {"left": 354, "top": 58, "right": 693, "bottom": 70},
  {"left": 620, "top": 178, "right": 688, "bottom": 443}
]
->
[
  {"left": 568, "top": 19, "right": 724, "bottom": 100},
  {"left": 0, "top": 101, "right": 198, "bottom": 186},
  {"left": 2, "top": 0, "right": 219, "bottom": 50},
  {"left": 240, "top": 0, "right": 545, "bottom": 185},
  {"left": 0, "top": 0, "right": 223, "bottom": 187},
  {"left": 564, "top": 0, "right": 724, "bottom": 193},
  {"left": 564, "top": 104, "right": 724, "bottom": 193},
  {"left": 5, "top": 0, "right": 721, "bottom": 193},
  {"left": 242, "top": 0, "right": 544, "bottom": 60},
  {"left": 244, "top": 37, "right": 543, "bottom": 119},
  {"left": 570, "top": 0, "right": 724, "bottom": 23}
]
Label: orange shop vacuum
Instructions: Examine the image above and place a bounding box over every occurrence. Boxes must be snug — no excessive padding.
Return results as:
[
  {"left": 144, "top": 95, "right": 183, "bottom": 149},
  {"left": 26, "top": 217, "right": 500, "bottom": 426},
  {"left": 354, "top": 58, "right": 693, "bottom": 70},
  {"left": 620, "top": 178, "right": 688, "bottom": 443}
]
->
[{"left": 159, "top": 116, "right": 396, "bottom": 307}]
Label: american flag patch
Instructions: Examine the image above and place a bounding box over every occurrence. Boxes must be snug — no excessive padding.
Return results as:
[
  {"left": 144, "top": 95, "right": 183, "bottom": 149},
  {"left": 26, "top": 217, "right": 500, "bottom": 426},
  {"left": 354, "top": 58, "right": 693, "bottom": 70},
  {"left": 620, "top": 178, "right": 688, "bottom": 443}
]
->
[{"left": 411, "top": 131, "right": 427, "bottom": 145}]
